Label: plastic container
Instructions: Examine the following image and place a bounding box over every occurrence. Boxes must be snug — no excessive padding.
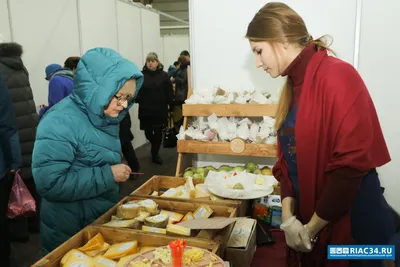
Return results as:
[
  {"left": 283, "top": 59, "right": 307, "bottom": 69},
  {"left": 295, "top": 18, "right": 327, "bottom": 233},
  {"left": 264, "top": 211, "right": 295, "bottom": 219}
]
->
[{"left": 169, "top": 239, "right": 186, "bottom": 267}]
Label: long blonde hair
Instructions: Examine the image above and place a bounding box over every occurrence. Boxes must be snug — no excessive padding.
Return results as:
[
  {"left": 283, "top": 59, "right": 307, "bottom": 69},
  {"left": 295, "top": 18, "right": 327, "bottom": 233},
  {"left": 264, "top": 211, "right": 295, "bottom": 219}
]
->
[{"left": 246, "top": 2, "right": 335, "bottom": 131}]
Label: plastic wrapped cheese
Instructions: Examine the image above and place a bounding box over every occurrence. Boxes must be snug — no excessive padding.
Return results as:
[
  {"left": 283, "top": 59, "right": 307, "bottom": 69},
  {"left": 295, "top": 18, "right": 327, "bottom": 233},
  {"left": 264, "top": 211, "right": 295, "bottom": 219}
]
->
[
  {"left": 166, "top": 224, "right": 191, "bottom": 237},
  {"left": 185, "top": 177, "right": 196, "bottom": 198},
  {"left": 195, "top": 184, "right": 211, "bottom": 199},
  {"left": 61, "top": 250, "right": 90, "bottom": 267},
  {"left": 64, "top": 253, "right": 95, "bottom": 267},
  {"left": 193, "top": 205, "right": 214, "bottom": 219},
  {"left": 144, "top": 213, "right": 169, "bottom": 228},
  {"left": 142, "top": 225, "right": 167, "bottom": 234},
  {"left": 93, "top": 256, "right": 117, "bottom": 267},
  {"left": 138, "top": 199, "right": 159, "bottom": 215},
  {"left": 103, "top": 241, "right": 138, "bottom": 260},
  {"left": 160, "top": 187, "right": 182, "bottom": 198},
  {"left": 182, "top": 212, "right": 194, "bottom": 221},
  {"left": 116, "top": 203, "right": 139, "bottom": 219},
  {"left": 160, "top": 210, "right": 184, "bottom": 224},
  {"left": 85, "top": 242, "right": 110, "bottom": 257}
]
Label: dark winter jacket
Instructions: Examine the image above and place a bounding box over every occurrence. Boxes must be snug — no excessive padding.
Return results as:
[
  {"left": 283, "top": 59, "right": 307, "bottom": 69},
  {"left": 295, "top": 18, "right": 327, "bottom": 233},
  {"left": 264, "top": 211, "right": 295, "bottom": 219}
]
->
[
  {"left": 0, "top": 73, "right": 21, "bottom": 179},
  {"left": 119, "top": 112, "right": 134, "bottom": 143},
  {"left": 0, "top": 43, "right": 38, "bottom": 179},
  {"left": 136, "top": 67, "right": 174, "bottom": 128},
  {"left": 174, "top": 64, "right": 189, "bottom": 104}
]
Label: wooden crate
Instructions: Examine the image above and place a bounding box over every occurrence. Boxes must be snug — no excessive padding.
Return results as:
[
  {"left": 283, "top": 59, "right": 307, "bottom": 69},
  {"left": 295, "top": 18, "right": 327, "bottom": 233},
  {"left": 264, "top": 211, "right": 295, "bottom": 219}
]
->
[
  {"left": 131, "top": 175, "right": 248, "bottom": 216},
  {"left": 31, "top": 226, "right": 220, "bottom": 267},
  {"left": 182, "top": 103, "right": 278, "bottom": 117},
  {"left": 92, "top": 196, "right": 236, "bottom": 255},
  {"left": 177, "top": 140, "right": 278, "bottom": 157}
]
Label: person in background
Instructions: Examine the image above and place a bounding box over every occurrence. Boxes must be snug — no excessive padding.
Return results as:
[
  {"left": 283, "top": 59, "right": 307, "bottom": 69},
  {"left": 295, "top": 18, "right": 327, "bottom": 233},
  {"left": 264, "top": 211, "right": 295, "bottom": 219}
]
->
[
  {"left": 180, "top": 50, "right": 190, "bottom": 61},
  {"left": 32, "top": 48, "right": 143, "bottom": 255},
  {"left": 246, "top": 3, "right": 394, "bottom": 267},
  {"left": 167, "top": 60, "right": 180, "bottom": 78},
  {"left": 0, "top": 41, "right": 40, "bottom": 237},
  {"left": 0, "top": 73, "right": 21, "bottom": 267},
  {"left": 136, "top": 52, "right": 174, "bottom": 165},
  {"left": 119, "top": 112, "right": 140, "bottom": 178},
  {"left": 172, "top": 55, "right": 190, "bottom": 131},
  {"left": 39, "top": 57, "right": 80, "bottom": 119}
]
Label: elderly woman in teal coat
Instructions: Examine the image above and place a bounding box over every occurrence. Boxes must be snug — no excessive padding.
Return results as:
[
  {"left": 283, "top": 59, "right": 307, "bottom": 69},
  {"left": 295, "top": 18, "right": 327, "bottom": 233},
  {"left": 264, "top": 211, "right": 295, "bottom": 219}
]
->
[{"left": 32, "top": 48, "right": 144, "bottom": 255}]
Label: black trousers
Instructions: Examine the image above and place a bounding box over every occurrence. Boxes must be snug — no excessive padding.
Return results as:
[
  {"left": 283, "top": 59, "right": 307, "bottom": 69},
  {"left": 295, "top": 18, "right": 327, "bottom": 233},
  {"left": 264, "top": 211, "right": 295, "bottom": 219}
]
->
[
  {"left": 121, "top": 141, "right": 140, "bottom": 171},
  {"left": 144, "top": 127, "right": 163, "bottom": 158},
  {"left": 0, "top": 173, "right": 13, "bottom": 267}
]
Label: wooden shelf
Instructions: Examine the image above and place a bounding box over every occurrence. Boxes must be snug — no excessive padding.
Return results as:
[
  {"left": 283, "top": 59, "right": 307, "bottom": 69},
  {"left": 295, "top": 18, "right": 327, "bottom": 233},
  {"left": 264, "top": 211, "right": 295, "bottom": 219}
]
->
[
  {"left": 182, "top": 104, "right": 277, "bottom": 117},
  {"left": 177, "top": 140, "right": 278, "bottom": 157}
]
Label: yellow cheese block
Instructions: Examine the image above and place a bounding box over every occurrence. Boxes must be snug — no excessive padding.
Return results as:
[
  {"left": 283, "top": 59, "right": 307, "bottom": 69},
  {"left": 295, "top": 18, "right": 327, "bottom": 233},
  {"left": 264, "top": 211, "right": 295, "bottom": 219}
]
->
[
  {"left": 116, "top": 203, "right": 140, "bottom": 219},
  {"left": 78, "top": 233, "right": 105, "bottom": 252},
  {"left": 61, "top": 250, "right": 90, "bottom": 266},
  {"left": 182, "top": 212, "right": 194, "bottom": 222},
  {"left": 166, "top": 224, "right": 191, "bottom": 237},
  {"left": 160, "top": 187, "right": 181, "bottom": 198},
  {"left": 103, "top": 241, "right": 138, "bottom": 260},
  {"left": 85, "top": 243, "right": 110, "bottom": 257},
  {"left": 160, "top": 210, "right": 184, "bottom": 224},
  {"left": 193, "top": 205, "right": 213, "bottom": 219},
  {"left": 64, "top": 253, "right": 95, "bottom": 267},
  {"left": 93, "top": 256, "right": 117, "bottom": 267},
  {"left": 142, "top": 225, "right": 167, "bottom": 234},
  {"left": 185, "top": 177, "right": 196, "bottom": 198},
  {"left": 195, "top": 184, "right": 211, "bottom": 198}
]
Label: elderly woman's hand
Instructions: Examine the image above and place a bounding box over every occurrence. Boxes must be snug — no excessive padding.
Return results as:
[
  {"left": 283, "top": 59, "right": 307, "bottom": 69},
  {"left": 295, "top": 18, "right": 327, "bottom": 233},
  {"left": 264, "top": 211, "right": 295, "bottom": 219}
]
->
[{"left": 111, "top": 164, "right": 132, "bottom": 182}]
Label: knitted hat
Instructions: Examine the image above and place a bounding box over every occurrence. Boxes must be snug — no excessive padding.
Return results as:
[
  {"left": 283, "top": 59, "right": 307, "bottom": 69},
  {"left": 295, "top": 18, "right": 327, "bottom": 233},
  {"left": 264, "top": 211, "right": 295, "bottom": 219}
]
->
[
  {"left": 45, "top": 64, "right": 62, "bottom": 80},
  {"left": 146, "top": 52, "right": 159, "bottom": 62}
]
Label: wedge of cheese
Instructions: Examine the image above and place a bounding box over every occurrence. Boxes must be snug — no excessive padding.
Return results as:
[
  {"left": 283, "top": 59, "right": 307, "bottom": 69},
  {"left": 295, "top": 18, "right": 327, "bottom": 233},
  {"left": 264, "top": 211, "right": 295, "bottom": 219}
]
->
[
  {"left": 61, "top": 250, "right": 90, "bottom": 266},
  {"left": 102, "top": 218, "right": 142, "bottom": 229},
  {"left": 93, "top": 256, "right": 117, "bottom": 267},
  {"left": 144, "top": 214, "right": 169, "bottom": 228},
  {"left": 195, "top": 184, "right": 211, "bottom": 198},
  {"left": 193, "top": 205, "right": 213, "bottom": 219},
  {"left": 166, "top": 224, "right": 191, "bottom": 237},
  {"left": 160, "top": 210, "right": 184, "bottom": 224},
  {"left": 151, "top": 191, "right": 159, "bottom": 196},
  {"left": 178, "top": 186, "right": 190, "bottom": 199},
  {"left": 64, "top": 253, "right": 94, "bottom": 267},
  {"left": 103, "top": 241, "right": 138, "bottom": 260},
  {"left": 78, "top": 233, "right": 104, "bottom": 252},
  {"left": 160, "top": 187, "right": 181, "bottom": 198},
  {"left": 182, "top": 212, "right": 194, "bottom": 222},
  {"left": 138, "top": 199, "right": 159, "bottom": 215},
  {"left": 85, "top": 242, "right": 110, "bottom": 257},
  {"left": 185, "top": 177, "right": 196, "bottom": 198},
  {"left": 142, "top": 225, "right": 167, "bottom": 234}
]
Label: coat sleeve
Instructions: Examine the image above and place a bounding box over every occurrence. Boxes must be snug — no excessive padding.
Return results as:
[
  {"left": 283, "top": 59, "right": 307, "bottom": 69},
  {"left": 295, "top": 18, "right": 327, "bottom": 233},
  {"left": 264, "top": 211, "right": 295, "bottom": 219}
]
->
[
  {"left": 272, "top": 138, "right": 295, "bottom": 200},
  {"left": 164, "top": 73, "right": 175, "bottom": 107},
  {"left": 48, "top": 77, "right": 65, "bottom": 107},
  {"left": 0, "top": 74, "right": 21, "bottom": 170},
  {"left": 315, "top": 62, "right": 378, "bottom": 222},
  {"left": 32, "top": 118, "right": 116, "bottom": 202}
]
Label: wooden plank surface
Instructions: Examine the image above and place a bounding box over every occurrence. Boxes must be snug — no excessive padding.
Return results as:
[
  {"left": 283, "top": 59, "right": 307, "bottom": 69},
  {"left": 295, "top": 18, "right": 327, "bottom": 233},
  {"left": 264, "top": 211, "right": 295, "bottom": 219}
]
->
[
  {"left": 177, "top": 140, "right": 278, "bottom": 157},
  {"left": 32, "top": 226, "right": 220, "bottom": 267},
  {"left": 182, "top": 104, "right": 278, "bottom": 117}
]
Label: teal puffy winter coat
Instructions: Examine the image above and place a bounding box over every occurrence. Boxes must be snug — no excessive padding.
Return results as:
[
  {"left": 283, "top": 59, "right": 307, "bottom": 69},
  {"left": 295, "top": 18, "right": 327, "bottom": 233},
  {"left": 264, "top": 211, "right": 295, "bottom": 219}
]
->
[{"left": 32, "top": 48, "right": 143, "bottom": 255}]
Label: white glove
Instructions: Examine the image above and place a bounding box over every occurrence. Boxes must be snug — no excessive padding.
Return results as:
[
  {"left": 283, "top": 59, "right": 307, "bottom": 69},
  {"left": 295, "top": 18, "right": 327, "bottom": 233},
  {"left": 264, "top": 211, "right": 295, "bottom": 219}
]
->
[{"left": 280, "top": 216, "right": 312, "bottom": 252}]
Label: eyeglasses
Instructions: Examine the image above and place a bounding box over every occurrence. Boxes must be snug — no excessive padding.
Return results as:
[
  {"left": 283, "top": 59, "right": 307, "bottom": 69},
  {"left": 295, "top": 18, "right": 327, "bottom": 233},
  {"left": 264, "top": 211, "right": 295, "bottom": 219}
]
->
[{"left": 114, "top": 94, "right": 133, "bottom": 106}]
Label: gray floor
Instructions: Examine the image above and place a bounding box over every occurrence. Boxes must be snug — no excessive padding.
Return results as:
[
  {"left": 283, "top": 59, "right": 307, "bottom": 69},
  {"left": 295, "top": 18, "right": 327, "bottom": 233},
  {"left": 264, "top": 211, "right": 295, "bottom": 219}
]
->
[{"left": 12, "top": 142, "right": 178, "bottom": 267}]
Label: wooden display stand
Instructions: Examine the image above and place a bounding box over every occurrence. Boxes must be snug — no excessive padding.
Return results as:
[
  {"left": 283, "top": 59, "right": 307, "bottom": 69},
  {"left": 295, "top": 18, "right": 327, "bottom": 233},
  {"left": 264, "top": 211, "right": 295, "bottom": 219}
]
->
[
  {"left": 32, "top": 226, "right": 220, "bottom": 267},
  {"left": 175, "top": 66, "right": 279, "bottom": 176}
]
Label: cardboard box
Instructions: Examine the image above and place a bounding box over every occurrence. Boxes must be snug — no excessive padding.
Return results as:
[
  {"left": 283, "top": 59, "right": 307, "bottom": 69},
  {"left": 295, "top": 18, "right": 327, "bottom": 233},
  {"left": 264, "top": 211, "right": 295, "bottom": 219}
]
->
[{"left": 224, "top": 218, "right": 257, "bottom": 267}]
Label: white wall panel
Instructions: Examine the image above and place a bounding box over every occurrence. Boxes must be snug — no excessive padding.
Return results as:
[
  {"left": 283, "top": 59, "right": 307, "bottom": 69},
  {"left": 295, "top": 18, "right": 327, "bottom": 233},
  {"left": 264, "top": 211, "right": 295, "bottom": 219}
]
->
[
  {"left": 0, "top": 0, "right": 12, "bottom": 41},
  {"left": 141, "top": 8, "right": 162, "bottom": 61},
  {"left": 79, "top": 0, "right": 119, "bottom": 53},
  {"left": 162, "top": 35, "right": 190, "bottom": 66},
  {"left": 358, "top": 0, "right": 400, "bottom": 212},
  {"left": 8, "top": 0, "right": 81, "bottom": 105},
  {"left": 116, "top": 1, "right": 146, "bottom": 148}
]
